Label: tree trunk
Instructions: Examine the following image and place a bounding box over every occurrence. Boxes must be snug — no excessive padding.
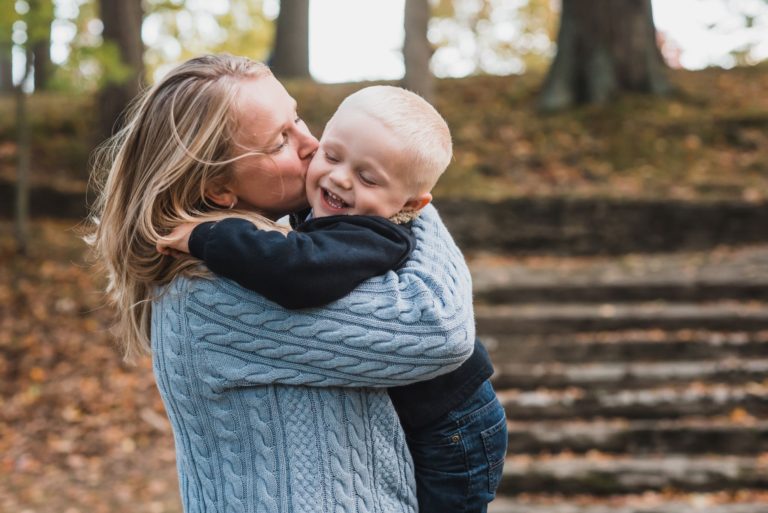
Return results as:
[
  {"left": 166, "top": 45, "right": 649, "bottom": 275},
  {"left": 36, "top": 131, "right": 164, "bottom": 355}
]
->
[
  {"left": 403, "top": 0, "right": 435, "bottom": 102},
  {"left": 15, "top": 48, "right": 32, "bottom": 256},
  {"left": 270, "top": 0, "right": 310, "bottom": 78},
  {"left": 30, "top": 0, "right": 54, "bottom": 90},
  {"left": 0, "top": 47, "right": 12, "bottom": 92},
  {"left": 1, "top": 5, "right": 14, "bottom": 93},
  {"left": 538, "top": 0, "right": 671, "bottom": 112},
  {"left": 97, "top": 0, "right": 144, "bottom": 142},
  {"left": 32, "top": 39, "right": 51, "bottom": 90}
]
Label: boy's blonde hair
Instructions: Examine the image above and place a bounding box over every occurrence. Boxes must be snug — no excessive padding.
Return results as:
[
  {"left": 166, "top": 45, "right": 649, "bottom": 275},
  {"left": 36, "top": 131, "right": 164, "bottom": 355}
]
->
[
  {"left": 86, "top": 54, "right": 287, "bottom": 361},
  {"left": 336, "top": 85, "right": 452, "bottom": 194}
]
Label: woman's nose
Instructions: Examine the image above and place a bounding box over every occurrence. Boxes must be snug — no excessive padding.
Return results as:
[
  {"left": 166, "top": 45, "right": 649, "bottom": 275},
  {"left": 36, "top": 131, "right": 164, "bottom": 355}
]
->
[{"left": 297, "top": 126, "right": 319, "bottom": 160}]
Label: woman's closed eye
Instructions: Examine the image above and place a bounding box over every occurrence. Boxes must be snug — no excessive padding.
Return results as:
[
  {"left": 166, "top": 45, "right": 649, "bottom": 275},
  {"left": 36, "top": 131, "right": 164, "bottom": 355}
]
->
[{"left": 271, "top": 135, "right": 289, "bottom": 152}]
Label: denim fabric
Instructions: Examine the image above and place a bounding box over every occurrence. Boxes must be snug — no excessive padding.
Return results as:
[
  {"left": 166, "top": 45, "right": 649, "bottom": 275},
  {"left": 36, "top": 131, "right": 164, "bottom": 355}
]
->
[{"left": 405, "top": 380, "right": 508, "bottom": 513}]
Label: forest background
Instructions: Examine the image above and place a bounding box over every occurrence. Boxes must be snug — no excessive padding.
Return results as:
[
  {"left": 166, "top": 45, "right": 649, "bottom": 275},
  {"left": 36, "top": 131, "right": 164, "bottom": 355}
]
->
[{"left": 1, "top": 1, "right": 768, "bottom": 512}]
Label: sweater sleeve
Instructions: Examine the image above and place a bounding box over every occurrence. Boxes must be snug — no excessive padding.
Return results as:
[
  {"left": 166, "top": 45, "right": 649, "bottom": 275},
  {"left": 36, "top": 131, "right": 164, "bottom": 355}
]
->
[
  {"left": 176, "top": 204, "right": 476, "bottom": 390},
  {"left": 188, "top": 216, "right": 415, "bottom": 309}
]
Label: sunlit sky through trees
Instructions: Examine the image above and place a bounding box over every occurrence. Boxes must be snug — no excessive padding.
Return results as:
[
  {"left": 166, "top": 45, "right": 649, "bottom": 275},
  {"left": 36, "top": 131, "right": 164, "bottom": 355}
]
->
[{"left": 42, "top": 0, "right": 768, "bottom": 85}]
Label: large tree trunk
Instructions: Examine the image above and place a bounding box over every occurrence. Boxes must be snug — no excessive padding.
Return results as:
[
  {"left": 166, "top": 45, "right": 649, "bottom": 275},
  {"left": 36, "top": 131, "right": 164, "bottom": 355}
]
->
[
  {"left": 402, "top": 0, "right": 434, "bottom": 102},
  {"left": 96, "top": 0, "right": 144, "bottom": 142},
  {"left": 270, "top": 0, "right": 310, "bottom": 79},
  {"left": 538, "top": 0, "right": 671, "bottom": 112}
]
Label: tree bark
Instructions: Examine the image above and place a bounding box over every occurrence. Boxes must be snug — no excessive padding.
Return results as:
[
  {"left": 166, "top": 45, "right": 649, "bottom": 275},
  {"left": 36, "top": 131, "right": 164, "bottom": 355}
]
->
[
  {"left": 15, "top": 47, "right": 32, "bottom": 255},
  {"left": 32, "top": 39, "right": 51, "bottom": 90},
  {"left": 1, "top": 2, "right": 14, "bottom": 93},
  {"left": 97, "top": 0, "right": 144, "bottom": 142},
  {"left": 403, "top": 0, "right": 435, "bottom": 102},
  {"left": 30, "top": 0, "right": 54, "bottom": 90},
  {"left": 538, "top": 0, "right": 671, "bottom": 112},
  {"left": 270, "top": 0, "right": 310, "bottom": 78},
  {"left": 0, "top": 46, "right": 12, "bottom": 92}
]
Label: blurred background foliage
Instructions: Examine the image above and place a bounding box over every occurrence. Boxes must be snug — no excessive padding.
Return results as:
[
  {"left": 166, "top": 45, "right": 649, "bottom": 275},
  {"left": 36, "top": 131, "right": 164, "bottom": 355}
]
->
[
  {"left": 0, "top": 0, "right": 767, "bottom": 246},
  {"left": 1, "top": 3, "right": 768, "bottom": 511}
]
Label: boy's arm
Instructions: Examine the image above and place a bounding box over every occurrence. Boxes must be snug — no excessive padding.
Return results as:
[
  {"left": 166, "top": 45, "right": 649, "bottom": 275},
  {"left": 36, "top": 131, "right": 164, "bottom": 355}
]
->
[
  {"left": 188, "top": 216, "right": 416, "bottom": 309},
  {"left": 163, "top": 205, "right": 475, "bottom": 390}
]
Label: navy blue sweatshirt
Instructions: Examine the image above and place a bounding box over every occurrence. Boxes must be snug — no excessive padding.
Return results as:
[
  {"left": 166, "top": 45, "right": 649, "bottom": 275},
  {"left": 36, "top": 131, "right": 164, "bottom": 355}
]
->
[{"left": 188, "top": 215, "right": 493, "bottom": 431}]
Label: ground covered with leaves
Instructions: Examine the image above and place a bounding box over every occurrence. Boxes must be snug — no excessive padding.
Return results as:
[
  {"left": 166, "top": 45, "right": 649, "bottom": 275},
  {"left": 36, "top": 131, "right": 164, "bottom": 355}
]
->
[
  {"left": 1, "top": 66, "right": 767, "bottom": 204},
  {"left": 0, "top": 221, "right": 181, "bottom": 513}
]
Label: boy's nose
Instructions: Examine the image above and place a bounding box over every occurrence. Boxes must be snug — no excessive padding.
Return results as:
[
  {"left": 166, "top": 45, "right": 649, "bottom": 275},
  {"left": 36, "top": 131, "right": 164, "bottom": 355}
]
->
[{"left": 329, "top": 168, "right": 353, "bottom": 190}]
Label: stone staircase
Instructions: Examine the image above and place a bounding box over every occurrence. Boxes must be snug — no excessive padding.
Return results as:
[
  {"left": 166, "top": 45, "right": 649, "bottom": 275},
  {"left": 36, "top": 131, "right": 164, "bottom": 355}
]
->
[{"left": 468, "top": 245, "right": 768, "bottom": 513}]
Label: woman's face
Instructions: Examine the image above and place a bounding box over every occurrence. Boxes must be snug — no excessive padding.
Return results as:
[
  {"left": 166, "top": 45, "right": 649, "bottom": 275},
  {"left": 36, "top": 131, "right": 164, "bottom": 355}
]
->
[{"left": 225, "top": 76, "right": 318, "bottom": 220}]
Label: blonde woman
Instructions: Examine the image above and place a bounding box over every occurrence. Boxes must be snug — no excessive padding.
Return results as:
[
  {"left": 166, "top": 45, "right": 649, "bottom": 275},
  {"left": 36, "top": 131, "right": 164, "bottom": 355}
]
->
[{"left": 89, "top": 54, "right": 476, "bottom": 513}]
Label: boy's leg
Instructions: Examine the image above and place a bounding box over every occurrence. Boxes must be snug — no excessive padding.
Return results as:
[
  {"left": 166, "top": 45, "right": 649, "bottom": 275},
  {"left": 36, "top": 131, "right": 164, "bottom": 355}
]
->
[{"left": 406, "top": 380, "right": 507, "bottom": 513}]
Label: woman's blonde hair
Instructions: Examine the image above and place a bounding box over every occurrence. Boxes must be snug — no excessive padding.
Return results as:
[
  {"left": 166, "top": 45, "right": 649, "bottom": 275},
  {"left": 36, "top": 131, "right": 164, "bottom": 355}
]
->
[{"left": 86, "top": 54, "right": 287, "bottom": 361}]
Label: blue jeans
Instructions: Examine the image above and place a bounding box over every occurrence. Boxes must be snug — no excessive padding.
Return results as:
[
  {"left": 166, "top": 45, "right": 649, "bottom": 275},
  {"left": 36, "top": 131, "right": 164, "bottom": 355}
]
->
[{"left": 405, "top": 380, "right": 507, "bottom": 513}]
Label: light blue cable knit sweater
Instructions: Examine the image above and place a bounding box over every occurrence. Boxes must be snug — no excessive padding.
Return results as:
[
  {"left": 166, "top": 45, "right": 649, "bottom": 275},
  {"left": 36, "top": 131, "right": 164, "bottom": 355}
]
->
[{"left": 151, "top": 205, "right": 475, "bottom": 513}]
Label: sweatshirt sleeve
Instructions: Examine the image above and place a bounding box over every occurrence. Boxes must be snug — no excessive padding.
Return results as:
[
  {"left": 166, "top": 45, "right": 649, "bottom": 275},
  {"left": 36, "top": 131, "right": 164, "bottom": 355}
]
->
[
  {"left": 177, "top": 204, "right": 476, "bottom": 390},
  {"left": 188, "top": 216, "right": 415, "bottom": 309}
]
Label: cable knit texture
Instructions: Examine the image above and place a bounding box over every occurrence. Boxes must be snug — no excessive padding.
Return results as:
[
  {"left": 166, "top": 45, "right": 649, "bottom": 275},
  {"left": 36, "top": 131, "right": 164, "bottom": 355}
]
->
[{"left": 151, "top": 205, "right": 475, "bottom": 513}]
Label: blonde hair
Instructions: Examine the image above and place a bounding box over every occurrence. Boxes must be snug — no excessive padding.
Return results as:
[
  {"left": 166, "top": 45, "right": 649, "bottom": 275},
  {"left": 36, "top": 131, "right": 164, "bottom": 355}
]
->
[
  {"left": 336, "top": 85, "right": 452, "bottom": 193},
  {"left": 86, "top": 54, "right": 288, "bottom": 361}
]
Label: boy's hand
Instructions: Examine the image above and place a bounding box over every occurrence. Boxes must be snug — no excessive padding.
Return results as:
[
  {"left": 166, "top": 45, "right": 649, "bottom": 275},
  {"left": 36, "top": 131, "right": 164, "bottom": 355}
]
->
[{"left": 156, "top": 223, "right": 197, "bottom": 257}]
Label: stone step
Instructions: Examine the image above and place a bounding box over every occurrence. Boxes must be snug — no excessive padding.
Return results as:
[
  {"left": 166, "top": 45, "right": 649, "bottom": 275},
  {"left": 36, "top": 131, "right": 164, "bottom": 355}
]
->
[
  {"left": 497, "top": 453, "right": 768, "bottom": 495},
  {"left": 483, "top": 330, "right": 768, "bottom": 364},
  {"left": 505, "top": 418, "right": 768, "bottom": 454},
  {"left": 489, "top": 495, "right": 768, "bottom": 513},
  {"left": 499, "top": 383, "right": 768, "bottom": 421},
  {"left": 475, "top": 281, "right": 768, "bottom": 305},
  {"left": 476, "top": 302, "right": 768, "bottom": 335},
  {"left": 491, "top": 358, "right": 768, "bottom": 390},
  {"left": 469, "top": 244, "right": 768, "bottom": 299}
]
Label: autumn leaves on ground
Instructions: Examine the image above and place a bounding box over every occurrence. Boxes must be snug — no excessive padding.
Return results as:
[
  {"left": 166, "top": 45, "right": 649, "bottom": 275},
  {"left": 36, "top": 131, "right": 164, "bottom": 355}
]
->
[{"left": 0, "top": 222, "right": 180, "bottom": 513}]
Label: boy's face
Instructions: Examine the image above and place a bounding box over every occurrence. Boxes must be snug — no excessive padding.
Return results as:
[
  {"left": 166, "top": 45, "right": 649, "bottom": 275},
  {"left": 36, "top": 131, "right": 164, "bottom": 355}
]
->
[{"left": 305, "top": 107, "right": 429, "bottom": 219}]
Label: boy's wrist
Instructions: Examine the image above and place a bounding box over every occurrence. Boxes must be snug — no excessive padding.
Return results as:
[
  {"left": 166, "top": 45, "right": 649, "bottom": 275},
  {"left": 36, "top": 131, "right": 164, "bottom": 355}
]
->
[{"left": 188, "top": 221, "right": 218, "bottom": 259}]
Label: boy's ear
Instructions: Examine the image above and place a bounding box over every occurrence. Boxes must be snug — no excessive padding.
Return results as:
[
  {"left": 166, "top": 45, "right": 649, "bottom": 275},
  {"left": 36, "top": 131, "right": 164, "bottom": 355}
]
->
[
  {"left": 404, "top": 192, "right": 432, "bottom": 212},
  {"left": 204, "top": 178, "right": 238, "bottom": 209}
]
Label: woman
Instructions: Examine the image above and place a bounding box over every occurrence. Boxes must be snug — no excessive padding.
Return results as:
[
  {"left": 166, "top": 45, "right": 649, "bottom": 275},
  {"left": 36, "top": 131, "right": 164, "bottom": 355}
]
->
[{"left": 89, "top": 54, "right": 475, "bottom": 513}]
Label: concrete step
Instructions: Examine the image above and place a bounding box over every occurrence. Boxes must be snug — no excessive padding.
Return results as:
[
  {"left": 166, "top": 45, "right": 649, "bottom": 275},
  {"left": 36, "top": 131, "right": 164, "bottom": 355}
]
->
[
  {"left": 499, "top": 383, "right": 768, "bottom": 421},
  {"left": 489, "top": 494, "right": 768, "bottom": 513},
  {"left": 476, "top": 281, "right": 768, "bottom": 305},
  {"left": 492, "top": 358, "right": 768, "bottom": 390},
  {"left": 476, "top": 302, "right": 768, "bottom": 335},
  {"left": 483, "top": 330, "right": 768, "bottom": 364},
  {"left": 505, "top": 418, "right": 768, "bottom": 454},
  {"left": 469, "top": 244, "right": 768, "bottom": 299},
  {"left": 497, "top": 453, "right": 768, "bottom": 495}
]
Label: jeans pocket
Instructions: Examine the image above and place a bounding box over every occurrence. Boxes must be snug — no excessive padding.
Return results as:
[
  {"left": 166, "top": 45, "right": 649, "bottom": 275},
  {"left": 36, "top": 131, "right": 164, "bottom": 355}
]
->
[{"left": 480, "top": 416, "right": 507, "bottom": 494}]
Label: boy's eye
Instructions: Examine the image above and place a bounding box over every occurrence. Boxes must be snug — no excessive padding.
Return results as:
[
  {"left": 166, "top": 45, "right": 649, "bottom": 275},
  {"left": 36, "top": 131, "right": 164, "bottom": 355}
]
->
[
  {"left": 358, "top": 172, "right": 376, "bottom": 185},
  {"left": 324, "top": 152, "right": 339, "bottom": 163},
  {"left": 295, "top": 115, "right": 303, "bottom": 124}
]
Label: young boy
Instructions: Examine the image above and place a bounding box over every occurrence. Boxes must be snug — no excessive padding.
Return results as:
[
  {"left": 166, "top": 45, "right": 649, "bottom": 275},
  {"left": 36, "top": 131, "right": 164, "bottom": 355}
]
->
[{"left": 158, "top": 85, "right": 507, "bottom": 513}]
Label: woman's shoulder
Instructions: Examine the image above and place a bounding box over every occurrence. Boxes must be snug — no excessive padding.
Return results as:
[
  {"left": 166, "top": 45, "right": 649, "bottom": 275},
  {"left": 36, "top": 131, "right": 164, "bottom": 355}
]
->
[{"left": 155, "top": 273, "right": 276, "bottom": 312}]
